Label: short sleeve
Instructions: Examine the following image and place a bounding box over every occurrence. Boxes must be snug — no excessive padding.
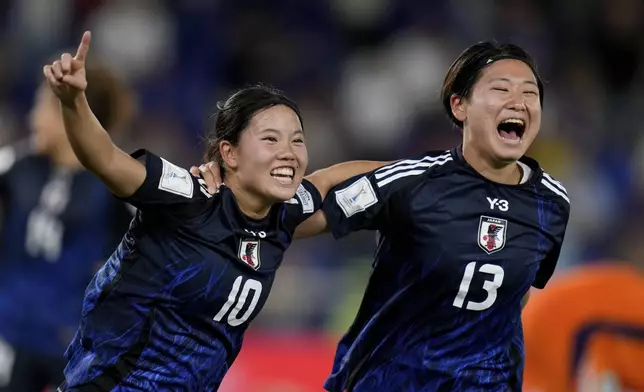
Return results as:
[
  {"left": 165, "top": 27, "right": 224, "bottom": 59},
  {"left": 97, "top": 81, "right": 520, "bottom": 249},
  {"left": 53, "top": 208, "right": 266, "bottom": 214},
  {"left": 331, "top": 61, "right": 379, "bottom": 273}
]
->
[
  {"left": 119, "top": 149, "right": 211, "bottom": 217},
  {"left": 322, "top": 165, "right": 419, "bottom": 239},
  {"left": 532, "top": 200, "right": 570, "bottom": 289},
  {"left": 281, "top": 179, "right": 323, "bottom": 232}
]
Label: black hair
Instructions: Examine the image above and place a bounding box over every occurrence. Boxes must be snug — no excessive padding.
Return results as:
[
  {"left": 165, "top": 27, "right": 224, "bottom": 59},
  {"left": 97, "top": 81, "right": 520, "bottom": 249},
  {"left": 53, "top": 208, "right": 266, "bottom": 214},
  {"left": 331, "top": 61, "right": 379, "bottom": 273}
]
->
[
  {"left": 204, "top": 84, "right": 302, "bottom": 171},
  {"left": 440, "top": 42, "right": 544, "bottom": 128}
]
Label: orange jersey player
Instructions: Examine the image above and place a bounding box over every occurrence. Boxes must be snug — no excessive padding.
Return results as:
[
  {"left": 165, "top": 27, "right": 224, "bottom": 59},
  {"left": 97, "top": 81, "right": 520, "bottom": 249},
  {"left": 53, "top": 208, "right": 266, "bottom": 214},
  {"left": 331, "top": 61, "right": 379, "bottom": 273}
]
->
[
  {"left": 522, "top": 263, "right": 644, "bottom": 392},
  {"left": 577, "top": 330, "right": 644, "bottom": 392}
]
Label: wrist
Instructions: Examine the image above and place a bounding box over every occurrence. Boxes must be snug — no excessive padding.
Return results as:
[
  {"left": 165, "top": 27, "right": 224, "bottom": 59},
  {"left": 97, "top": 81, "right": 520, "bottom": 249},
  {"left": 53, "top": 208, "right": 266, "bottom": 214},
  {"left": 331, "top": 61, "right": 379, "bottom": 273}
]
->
[{"left": 60, "top": 93, "right": 88, "bottom": 111}]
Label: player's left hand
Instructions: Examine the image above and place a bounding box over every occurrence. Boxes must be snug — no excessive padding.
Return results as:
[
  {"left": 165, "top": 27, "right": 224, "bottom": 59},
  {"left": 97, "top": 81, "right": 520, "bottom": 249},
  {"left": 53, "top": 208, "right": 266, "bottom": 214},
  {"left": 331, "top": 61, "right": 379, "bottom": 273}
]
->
[
  {"left": 43, "top": 31, "right": 91, "bottom": 105},
  {"left": 190, "top": 162, "right": 222, "bottom": 194}
]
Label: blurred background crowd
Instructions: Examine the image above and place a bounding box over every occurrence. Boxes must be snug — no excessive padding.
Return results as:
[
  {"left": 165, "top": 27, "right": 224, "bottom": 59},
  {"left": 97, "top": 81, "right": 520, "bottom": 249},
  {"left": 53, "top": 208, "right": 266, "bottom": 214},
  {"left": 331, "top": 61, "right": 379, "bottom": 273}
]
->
[{"left": 0, "top": 0, "right": 643, "bottom": 390}]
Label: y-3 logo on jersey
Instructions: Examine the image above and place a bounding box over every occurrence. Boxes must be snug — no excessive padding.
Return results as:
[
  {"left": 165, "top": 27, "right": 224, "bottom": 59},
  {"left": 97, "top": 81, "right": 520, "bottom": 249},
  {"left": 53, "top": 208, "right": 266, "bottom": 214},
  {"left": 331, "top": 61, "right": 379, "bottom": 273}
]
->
[{"left": 486, "top": 197, "right": 509, "bottom": 211}]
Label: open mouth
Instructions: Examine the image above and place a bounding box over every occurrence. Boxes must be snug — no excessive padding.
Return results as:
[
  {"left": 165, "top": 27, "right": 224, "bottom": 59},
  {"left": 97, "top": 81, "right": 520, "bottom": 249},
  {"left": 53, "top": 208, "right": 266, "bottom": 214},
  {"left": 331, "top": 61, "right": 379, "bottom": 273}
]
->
[
  {"left": 497, "top": 118, "right": 525, "bottom": 143},
  {"left": 270, "top": 166, "right": 295, "bottom": 185}
]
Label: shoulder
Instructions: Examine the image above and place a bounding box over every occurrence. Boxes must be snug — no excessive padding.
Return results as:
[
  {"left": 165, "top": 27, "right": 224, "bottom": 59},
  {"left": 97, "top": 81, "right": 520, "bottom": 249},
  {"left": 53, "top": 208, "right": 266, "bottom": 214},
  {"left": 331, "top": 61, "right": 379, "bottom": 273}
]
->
[
  {"left": 536, "top": 168, "right": 570, "bottom": 211},
  {"left": 133, "top": 148, "right": 213, "bottom": 202},
  {"left": 372, "top": 149, "right": 455, "bottom": 188},
  {"left": 327, "top": 150, "right": 453, "bottom": 219}
]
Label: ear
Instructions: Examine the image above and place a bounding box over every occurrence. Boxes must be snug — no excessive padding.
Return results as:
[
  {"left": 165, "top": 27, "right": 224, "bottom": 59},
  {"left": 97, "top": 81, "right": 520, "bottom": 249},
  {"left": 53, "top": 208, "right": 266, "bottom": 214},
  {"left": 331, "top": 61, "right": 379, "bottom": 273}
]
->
[
  {"left": 450, "top": 94, "right": 467, "bottom": 123},
  {"left": 219, "top": 141, "right": 238, "bottom": 170}
]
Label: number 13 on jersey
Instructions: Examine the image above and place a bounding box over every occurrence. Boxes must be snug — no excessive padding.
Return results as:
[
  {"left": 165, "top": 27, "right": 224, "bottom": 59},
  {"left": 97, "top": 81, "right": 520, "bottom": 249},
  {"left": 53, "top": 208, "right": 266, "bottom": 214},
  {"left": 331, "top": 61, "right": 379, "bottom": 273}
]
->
[{"left": 453, "top": 262, "right": 504, "bottom": 311}]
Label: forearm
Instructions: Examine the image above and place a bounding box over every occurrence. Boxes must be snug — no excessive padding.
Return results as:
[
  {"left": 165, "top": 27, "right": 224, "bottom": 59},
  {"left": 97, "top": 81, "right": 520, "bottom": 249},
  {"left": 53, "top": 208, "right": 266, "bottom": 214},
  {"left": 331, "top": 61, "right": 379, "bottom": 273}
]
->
[
  {"left": 61, "top": 94, "right": 116, "bottom": 171},
  {"left": 61, "top": 94, "right": 145, "bottom": 197},
  {"left": 306, "top": 160, "right": 393, "bottom": 198}
]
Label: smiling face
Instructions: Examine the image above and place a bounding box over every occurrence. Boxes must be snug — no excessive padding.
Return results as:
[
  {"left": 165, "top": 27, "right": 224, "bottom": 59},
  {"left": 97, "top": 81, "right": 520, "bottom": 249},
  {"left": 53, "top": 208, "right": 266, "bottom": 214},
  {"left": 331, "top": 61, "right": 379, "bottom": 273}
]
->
[
  {"left": 451, "top": 59, "right": 542, "bottom": 164},
  {"left": 220, "top": 104, "right": 307, "bottom": 204}
]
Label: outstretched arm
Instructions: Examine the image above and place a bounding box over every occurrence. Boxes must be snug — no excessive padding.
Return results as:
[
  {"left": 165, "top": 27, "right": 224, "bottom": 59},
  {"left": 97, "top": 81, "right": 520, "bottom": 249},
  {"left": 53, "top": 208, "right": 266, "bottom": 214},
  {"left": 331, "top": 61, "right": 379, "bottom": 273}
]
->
[
  {"left": 43, "top": 31, "right": 145, "bottom": 198},
  {"left": 304, "top": 160, "right": 393, "bottom": 200},
  {"left": 191, "top": 160, "right": 393, "bottom": 239},
  {"left": 293, "top": 160, "right": 393, "bottom": 238}
]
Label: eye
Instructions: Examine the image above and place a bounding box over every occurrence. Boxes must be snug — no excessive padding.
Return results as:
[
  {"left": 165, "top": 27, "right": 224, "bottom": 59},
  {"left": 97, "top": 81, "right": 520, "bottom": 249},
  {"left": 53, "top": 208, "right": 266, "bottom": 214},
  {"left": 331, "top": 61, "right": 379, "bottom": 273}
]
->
[
  {"left": 523, "top": 91, "right": 539, "bottom": 96},
  {"left": 293, "top": 138, "right": 305, "bottom": 144},
  {"left": 492, "top": 87, "right": 508, "bottom": 92},
  {"left": 263, "top": 136, "right": 277, "bottom": 143}
]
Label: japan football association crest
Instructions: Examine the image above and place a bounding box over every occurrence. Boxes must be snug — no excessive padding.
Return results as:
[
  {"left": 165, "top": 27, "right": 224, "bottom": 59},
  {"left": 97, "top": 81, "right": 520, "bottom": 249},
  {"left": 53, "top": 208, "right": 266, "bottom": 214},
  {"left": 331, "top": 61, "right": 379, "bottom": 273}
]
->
[
  {"left": 478, "top": 216, "right": 507, "bottom": 254},
  {"left": 239, "top": 240, "right": 261, "bottom": 270}
]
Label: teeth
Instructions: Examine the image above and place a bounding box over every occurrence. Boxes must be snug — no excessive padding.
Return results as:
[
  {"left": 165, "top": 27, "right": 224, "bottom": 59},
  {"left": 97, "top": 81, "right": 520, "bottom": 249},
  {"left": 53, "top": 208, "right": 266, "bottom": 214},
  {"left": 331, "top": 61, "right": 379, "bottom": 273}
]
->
[
  {"left": 501, "top": 118, "right": 525, "bottom": 126},
  {"left": 270, "top": 167, "right": 294, "bottom": 177}
]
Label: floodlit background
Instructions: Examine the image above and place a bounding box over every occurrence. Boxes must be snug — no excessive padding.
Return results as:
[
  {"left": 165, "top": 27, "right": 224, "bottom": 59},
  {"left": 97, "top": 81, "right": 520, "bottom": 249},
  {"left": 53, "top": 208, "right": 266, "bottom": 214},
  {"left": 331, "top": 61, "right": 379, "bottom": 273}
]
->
[{"left": 1, "top": 0, "right": 643, "bottom": 391}]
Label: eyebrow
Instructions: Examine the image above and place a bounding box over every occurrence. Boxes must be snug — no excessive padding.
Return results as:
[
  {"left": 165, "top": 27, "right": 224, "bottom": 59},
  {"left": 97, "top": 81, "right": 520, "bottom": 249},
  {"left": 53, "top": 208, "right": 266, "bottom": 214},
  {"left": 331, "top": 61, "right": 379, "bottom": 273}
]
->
[
  {"left": 259, "top": 128, "right": 305, "bottom": 136},
  {"left": 490, "top": 77, "right": 538, "bottom": 87}
]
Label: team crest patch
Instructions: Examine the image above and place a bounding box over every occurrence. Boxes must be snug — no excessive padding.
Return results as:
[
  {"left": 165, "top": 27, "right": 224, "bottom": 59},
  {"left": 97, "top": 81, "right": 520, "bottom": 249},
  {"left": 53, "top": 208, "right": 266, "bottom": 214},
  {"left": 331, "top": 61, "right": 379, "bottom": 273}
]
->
[
  {"left": 239, "top": 240, "right": 261, "bottom": 270},
  {"left": 478, "top": 216, "right": 507, "bottom": 254}
]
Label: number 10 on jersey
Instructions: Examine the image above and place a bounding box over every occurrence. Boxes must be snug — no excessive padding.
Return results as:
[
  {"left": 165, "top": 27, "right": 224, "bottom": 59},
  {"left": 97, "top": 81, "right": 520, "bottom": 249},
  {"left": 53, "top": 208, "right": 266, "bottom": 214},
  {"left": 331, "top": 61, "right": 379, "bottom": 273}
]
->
[
  {"left": 453, "top": 262, "right": 504, "bottom": 311},
  {"left": 214, "top": 276, "right": 263, "bottom": 326}
]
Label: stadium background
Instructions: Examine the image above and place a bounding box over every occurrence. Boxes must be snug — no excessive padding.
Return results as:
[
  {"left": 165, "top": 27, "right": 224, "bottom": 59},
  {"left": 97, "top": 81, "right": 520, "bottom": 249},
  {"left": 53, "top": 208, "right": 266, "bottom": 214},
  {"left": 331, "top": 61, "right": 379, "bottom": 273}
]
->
[{"left": 1, "top": 0, "right": 643, "bottom": 390}]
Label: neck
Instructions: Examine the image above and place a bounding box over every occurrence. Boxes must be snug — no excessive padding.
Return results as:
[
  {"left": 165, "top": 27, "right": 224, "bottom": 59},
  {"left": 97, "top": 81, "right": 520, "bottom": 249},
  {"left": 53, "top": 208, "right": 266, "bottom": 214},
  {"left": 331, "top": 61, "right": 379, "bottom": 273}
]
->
[
  {"left": 462, "top": 144, "right": 521, "bottom": 185},
  {"left": 225, "top": 175, "right": 272, "bottom": 220},
  {"left": 49, "top": 142, "right": 84, "bottom": 169}
]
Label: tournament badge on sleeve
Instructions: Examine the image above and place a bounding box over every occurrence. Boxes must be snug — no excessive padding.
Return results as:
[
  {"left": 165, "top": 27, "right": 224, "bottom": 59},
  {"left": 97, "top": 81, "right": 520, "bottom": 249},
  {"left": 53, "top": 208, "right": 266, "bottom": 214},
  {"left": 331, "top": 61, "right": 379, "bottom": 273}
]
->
[{"left": 478, "top": 216, "right": 507, "bottom": 254}]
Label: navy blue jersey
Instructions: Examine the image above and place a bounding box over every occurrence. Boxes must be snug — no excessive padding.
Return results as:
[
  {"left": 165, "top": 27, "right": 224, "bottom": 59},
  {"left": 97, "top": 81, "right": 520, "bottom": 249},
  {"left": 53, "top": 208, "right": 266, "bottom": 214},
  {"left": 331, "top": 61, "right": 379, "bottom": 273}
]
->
[
  {"left": 61, "top": 150, "right": 322, "bottom": 391},
  {"left": 321, "top": 146, "right": 570, "bottom": 392},
  {"left": 0, "top": 143, "right": 133, "bottom": 357}
]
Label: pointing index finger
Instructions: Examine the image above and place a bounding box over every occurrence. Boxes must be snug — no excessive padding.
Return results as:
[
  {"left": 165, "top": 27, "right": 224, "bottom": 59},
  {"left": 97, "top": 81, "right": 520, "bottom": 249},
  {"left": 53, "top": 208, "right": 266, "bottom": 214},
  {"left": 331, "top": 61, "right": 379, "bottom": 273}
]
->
[{"left": 74, "top": 31, "right": 92, "bottom": 62}]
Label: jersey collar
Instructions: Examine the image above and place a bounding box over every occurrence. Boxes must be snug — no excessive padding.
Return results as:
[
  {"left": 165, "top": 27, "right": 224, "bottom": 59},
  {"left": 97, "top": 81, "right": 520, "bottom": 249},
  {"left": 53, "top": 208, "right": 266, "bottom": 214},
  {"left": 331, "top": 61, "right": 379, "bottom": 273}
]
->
[{"left": 451, "top": 144, "right": 542, "bottom": 187}]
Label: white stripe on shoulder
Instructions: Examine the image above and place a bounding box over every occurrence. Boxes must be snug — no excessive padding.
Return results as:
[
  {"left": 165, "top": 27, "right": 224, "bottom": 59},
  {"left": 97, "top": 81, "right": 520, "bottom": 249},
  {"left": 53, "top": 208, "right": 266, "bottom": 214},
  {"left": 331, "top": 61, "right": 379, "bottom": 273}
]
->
[
  {"left": 540, "top": 178, "right": 570, "bottom": 204},
  {"left": 542, "top": 172, "right": 568, "bottom": 194},
  {"left": 374, "top": 152, "right": 452, "bottom": 180},
  {"left": 375, "top": 152, "right": 453, "bottom": 188}
]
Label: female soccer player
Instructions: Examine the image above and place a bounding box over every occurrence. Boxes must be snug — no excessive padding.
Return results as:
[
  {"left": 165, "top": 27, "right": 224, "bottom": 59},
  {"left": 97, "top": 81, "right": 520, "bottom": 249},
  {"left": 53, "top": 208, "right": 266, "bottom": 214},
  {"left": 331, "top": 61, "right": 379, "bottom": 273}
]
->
[
  {"left": 44, "top": 32, "right": 386, "bottom": 391},
  {"left": 0, "top": 64, "right": 133, "bottom": 391},
  {"left": 200, "top": 42, "right": 571, "bottom": 391}
]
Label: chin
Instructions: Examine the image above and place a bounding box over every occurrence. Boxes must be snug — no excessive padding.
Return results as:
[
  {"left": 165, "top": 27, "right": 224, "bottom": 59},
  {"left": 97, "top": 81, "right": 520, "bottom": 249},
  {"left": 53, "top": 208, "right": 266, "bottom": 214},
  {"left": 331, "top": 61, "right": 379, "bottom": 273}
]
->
[
  {"left": 267, "top": 184, "right": 298, "bottom": 203},
  {"left": 491, "top": 139, "right": 528, "bottom": 163},
  {"left": 495, "top": 149, "right": 524, "bottom": 163}
]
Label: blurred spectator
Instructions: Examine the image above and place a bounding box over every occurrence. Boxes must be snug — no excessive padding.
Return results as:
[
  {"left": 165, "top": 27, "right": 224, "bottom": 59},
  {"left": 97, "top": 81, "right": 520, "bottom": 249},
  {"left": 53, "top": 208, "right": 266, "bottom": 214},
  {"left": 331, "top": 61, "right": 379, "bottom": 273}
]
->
[{"left": 0, "top": 65, "right": 135, "bottom": 392}]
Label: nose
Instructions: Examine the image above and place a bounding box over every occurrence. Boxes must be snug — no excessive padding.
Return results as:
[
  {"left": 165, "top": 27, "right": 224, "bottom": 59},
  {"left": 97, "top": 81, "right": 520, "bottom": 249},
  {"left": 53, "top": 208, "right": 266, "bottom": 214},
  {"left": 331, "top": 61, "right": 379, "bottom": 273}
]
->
[
  {"left": 508, "top": 94, "right": 527, "bottom": 112},
  {"left": 277, "top": 142, "right": 296, "bottom": 161}
]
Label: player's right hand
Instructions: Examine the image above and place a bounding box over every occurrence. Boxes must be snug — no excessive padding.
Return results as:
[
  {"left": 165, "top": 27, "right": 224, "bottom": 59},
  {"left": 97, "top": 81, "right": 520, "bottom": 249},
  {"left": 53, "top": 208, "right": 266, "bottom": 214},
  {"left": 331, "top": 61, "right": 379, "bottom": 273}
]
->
[
  {"left": 190, "top": 161, "right": 222, "bottom": 194},
  {"left": 43, "top": 31, "right": 91, "bottom": 105}
]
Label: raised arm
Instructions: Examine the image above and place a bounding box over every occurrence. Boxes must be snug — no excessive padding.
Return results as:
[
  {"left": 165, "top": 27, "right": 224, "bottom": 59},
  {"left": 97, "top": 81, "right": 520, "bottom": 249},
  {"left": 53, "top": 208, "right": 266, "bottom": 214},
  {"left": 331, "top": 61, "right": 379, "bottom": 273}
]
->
[{"left": 43, "top": 31, "right": 145, "bottom": 198}]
